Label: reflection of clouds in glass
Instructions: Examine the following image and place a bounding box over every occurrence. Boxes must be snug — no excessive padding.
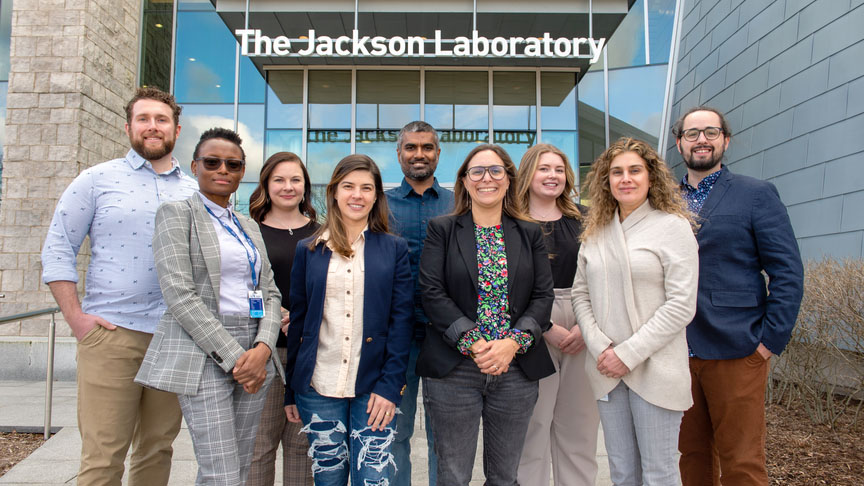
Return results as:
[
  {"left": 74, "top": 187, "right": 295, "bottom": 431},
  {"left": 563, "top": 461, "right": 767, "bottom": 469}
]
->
[
  {"left": 179, "top": 63, "right": 223, "bottom": 103},
  {"left": 175, "top": 114, "right": 265, "bottom": 182},
  {"left": 493, "top": 106, "right": 534, "bottom": 130},
  {"left": 355, "top": 142, "right": 399, "bottom": 182},
  {"left": 609, "top": 64, "right": 666, "bottom": 139},
  {"left": 307, "top": 138, "right": 351, "bottom": 183},
  {"left": 455, "top": 105, "right": 489, "bottom": 130}
]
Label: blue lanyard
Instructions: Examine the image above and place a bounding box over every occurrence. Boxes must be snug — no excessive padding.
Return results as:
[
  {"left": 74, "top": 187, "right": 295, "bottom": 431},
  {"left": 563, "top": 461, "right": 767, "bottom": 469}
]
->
[{"left": 204, "top": 205, "right": 259, "bottom": 288}]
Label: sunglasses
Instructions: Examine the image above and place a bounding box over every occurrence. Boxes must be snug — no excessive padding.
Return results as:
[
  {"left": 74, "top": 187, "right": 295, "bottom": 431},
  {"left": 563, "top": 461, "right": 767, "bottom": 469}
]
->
[{"left": 195, "top": 157, "right": 245, "bottom": 172}]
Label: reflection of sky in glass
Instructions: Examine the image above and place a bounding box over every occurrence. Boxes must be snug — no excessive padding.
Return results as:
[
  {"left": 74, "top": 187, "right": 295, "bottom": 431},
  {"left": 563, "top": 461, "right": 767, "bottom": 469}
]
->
[
  {"left": 542, "top": 74, "right": 577, "bottom": 131},
  {"left": 175, "top": 104, "right": 266, "bottom": 182},
  {"left": 357, "top": 104, "right": 420, "bottom": 129},
  {"left": 649, "top": 0, "right": 676, "bottom": 64},
  {"left": 605, "top": 0, "right": 647, "bottom": 68},
  {"left": 265, "top": 130, "right": 303, "bottom": 159},
  {"left": 175, "top": 11, "right": 264, "bottom": 103},
  {"left": 493, "top": 106, "right": 536, "bottom": 131},
  {"left": 539, "top": 131, "right": 578, "bottom": 171},
  {"left": 427, "top": 105, "right": 489, "bottom": 130},
  {"left": 178, "top": 0, "right": 214, "bottom": 11},
  {"left": 307, "top": 130, "right": 351, "bottom": 183},
  {"left": 436, "top": 130, "right": 491, "bottom": 184},
  {"left": 608, "top": 64, "right": 668, "bottom": 140},
  {"left": 355, "top": 141, "right": 401, "bottom": 183},
  {"left": 578, "top": 71, "right": 605, "bottom": 111}
]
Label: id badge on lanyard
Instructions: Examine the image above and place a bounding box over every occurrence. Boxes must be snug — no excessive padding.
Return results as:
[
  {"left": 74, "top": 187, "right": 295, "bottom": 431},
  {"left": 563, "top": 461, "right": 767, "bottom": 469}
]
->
[{"left": 248, "top": 290, "right": 265, "bottom": 318}]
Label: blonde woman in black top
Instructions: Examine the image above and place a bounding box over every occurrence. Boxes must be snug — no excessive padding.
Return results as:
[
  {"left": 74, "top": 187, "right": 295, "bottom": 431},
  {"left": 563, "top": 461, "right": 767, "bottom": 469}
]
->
[
  {"left": 247, "top": 152, "right": 318, "bottom": 486},
  {"left": 515, "top": 144, "right": 600, "bottom": 486}
]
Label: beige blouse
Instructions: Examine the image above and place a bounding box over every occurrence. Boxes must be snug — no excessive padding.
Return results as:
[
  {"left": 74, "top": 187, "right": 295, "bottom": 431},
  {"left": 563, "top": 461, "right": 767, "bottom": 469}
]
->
[{"left": 310, "top": 229, "right": 366, "bottom": 398}]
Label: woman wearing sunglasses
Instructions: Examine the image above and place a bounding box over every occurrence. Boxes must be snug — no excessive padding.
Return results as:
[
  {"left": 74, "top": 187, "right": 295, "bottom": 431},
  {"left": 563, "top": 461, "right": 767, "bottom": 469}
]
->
[
  {"left": 137, "top": 127, "right": 283, "bottom": 486},
  {"left": 417, "top": 144, "right": 554, "bottom": 485}
]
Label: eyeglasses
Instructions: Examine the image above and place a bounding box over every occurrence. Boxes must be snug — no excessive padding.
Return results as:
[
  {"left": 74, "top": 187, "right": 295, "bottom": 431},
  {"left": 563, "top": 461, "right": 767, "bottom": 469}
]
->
[
  {"left": 680, "top": 127, "right": 723, "bottom": 142},
  {"left": 465, "top": 165, "right": 507, "bottom": 181},
  {"left": 195, "top": 157, "right": 245, "bottom": 172}
]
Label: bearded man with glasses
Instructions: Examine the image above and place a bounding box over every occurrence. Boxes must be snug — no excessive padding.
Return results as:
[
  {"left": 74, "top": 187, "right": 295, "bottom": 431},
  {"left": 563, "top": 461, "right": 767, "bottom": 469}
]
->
[{"left": 673, "top": 106, "right": 804, "bottom": 486}]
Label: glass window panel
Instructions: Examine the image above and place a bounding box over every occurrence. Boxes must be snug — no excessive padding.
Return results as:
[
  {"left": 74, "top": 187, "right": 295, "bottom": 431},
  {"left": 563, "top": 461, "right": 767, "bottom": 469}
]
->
[
  {"left": 174, "top": 12, "right": 237, "bottom": 103},
  {"left": 266, "top": 71, "right": 303, "bottom": 129},
  {"left": 308, "top": 71, "right": 351, "bottom": 130},
  {"left": 577, "top": 101, "right": 606, "bottom": 168},
  {"left": 265, "top": 130, "right": 303, "bottom": 159},
  {"left": 306, "top": 130, "right": 351, "bottom": 184},
  {"left": 355, "top": 133, "right": 402, "bottom": 184},
  {"left": 541, "top": 72, "right": 577, "bottom": 131},
  {"left": 178, "top": 0, "right": 215, "bottom": 11},
  {"left": 648, "top": 0, "right": 677, "bottom": 64},
  {"left": 238, "top": 104, "right": 265, "bottom": 181},
  {"left": 426, "top": 71, "right": 488, "bottom": 130},
  {"left": 235, "top": 182, "right": 256, "bottom": 216},
  {"left": 175, "top": 103, "right": 234, "bottom": 175},
  {"left": 605, "top": 0, "right": 647, "bottom": 68},
  {"left": 356, "top": 71, "right": 420, "bottom": 129},
  {"left": 0, "top": 0, "right": 14, "bottom": 81},
  {"left": 140, "top": 1, "right": 172, "bottom": 91},
  {"left": 538, "top": 131, "right": 578, "bottom": 173},
  {"left": 608, "top": 64, "right": 667, "bottom": 146},
  {"left": 435, "top": 131, "right": 490, "bottom": 184},
  {"left": 493, "top": 72, "right": 536, "bottom": 131}
]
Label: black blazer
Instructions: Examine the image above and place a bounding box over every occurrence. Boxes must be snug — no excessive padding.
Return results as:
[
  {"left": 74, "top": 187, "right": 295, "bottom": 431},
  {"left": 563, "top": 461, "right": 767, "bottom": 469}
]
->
[{"left": 416, "top": 212, "right": 555, "bottom": 381}]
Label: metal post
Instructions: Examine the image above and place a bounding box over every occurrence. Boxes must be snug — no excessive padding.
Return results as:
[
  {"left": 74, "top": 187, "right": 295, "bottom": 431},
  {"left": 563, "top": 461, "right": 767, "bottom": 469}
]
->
[
  {"left": 659, "top": 0, "right": 685, "bottom": 159},
  {"left": 44, "top": 313, "right": 56, "bottom": 440}
]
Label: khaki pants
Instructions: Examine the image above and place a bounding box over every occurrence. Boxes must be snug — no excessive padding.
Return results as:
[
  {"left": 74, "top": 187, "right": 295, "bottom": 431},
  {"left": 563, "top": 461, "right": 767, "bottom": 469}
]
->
[
  {"left": 518, "top": 288, "right": 600, "bottom": 486},
  {"left": 678, "top": 352, "right": 771, "bottom": 486},
  {"left": 76, "top": 325, "right": 182, "bottom": 486}
]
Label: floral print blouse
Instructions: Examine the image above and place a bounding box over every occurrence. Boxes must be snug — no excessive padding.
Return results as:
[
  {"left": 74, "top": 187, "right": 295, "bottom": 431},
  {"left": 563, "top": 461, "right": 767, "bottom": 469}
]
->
[{"left": 457, "top": 224, "right": 534, "bottom": 355}]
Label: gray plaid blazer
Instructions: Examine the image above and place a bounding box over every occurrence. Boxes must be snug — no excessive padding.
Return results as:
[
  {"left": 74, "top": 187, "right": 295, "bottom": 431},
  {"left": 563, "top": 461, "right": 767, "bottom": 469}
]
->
[{"left": 136, "top": 194, "right": 285, "bottom": 395}]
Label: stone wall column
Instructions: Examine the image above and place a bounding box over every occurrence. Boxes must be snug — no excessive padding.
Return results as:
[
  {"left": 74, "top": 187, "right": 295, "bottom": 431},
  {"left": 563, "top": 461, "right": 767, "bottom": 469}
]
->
[{"left": 0, "top": 0, "right": 141, "bottom": 337}]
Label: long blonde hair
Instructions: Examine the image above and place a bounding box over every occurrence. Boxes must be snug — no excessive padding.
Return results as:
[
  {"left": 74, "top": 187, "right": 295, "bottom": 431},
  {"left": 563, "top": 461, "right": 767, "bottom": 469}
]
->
[
  {"left": 582, "top": 137, "right": 693, "bottom": 240},
  {"left": 514, "top": 143, "right": 582, "bottom": 220},
  {"left": 452, "top": 144, "right": 527, "bottom": 220}
]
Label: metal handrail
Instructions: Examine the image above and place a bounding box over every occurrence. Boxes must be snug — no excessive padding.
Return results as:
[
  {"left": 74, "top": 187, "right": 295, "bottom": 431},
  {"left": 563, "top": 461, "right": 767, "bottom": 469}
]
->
[{"left": 0, "top": 307, "right": 62, "bottom": 439}]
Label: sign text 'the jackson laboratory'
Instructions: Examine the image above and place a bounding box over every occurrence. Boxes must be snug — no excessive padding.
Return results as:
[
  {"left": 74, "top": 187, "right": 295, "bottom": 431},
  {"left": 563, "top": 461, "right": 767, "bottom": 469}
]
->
[{"left": 235, "top": 29, "right": 606, "bottom": 63}]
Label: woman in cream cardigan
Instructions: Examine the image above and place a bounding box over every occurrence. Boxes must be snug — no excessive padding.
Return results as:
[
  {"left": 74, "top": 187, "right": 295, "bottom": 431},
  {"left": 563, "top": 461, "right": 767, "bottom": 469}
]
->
[{"left": 572, "top": 137, "right": 698, "bottom": 486}]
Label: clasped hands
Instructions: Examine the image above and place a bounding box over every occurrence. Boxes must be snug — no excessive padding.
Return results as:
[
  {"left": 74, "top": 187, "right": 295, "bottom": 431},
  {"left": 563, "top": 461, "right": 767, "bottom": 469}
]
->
[
  {"left": 233, "top": 342, "right": 271, "bottom": 394},
  {"left": 544, "top": 322, "right": 585, "bottom": 355},
  {"left": 597, "top": 344, "right": 630, "bottom": 379},
  {"left": 469, "top": 338, "right": 520, "bottom": 376}
]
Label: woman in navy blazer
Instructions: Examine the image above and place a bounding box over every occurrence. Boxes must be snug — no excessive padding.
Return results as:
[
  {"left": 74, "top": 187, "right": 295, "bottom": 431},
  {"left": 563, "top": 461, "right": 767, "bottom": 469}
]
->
[{"left": 283, "top": 154, "right": 413, "bottom": 486}]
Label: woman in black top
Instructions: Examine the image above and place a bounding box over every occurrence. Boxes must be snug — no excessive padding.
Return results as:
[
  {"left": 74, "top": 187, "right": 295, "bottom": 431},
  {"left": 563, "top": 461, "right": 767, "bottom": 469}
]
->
[
  {"left": 247, "top": 152, "right": 319, "bottom": 486},
  {"left": 514, "top": 144, "right": 600, "bottom": 486}
]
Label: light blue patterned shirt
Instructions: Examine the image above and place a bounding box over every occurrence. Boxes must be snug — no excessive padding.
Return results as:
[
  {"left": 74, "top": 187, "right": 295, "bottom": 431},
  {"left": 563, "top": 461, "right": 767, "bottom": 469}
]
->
[{"left": 41, "top": 149, "right": 199, "bottom": 334}]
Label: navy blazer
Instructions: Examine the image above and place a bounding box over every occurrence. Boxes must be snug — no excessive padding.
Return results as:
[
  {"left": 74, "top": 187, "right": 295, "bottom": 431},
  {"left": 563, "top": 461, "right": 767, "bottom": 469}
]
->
[
  {"left": 417, "top": 212, "right": 555, "bottom": 381},
  {"left": 284, "top": 231, "right": 414, "bottom": 406},
  {"left": 687, "top": 168, "right": 804, "bottom": 359}
]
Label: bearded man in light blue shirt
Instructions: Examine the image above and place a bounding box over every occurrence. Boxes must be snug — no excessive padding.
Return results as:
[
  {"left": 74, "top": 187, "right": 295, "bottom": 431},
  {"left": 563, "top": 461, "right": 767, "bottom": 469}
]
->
[{"left": 41, "top": 87, "right": 198, "bottom": 486}]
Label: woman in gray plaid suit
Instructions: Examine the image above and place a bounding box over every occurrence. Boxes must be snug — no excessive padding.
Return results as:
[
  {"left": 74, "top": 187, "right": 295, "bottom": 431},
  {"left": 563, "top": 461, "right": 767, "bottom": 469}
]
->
[{"left": 136, "top": 127, "right": 284, "bottom": 486}]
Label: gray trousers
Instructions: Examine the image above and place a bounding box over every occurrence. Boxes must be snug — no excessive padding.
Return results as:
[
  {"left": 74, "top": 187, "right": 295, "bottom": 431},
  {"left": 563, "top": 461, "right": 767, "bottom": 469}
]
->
[
  {"left": 178, "top": 316, "right": 273, "bottom": 486},
  {"left": 598, "top": 382, "right": 683, "bottom": 486}
]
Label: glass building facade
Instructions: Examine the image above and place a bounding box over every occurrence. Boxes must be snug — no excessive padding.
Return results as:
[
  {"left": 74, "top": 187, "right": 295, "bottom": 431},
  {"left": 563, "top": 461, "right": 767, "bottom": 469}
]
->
[{"left": 140, "top": 0, "right": 679, "bottom": 213}]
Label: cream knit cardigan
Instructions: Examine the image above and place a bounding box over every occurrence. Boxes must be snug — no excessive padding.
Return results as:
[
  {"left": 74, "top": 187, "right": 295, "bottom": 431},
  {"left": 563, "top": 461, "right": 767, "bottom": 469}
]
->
[{"left": 571, "top": 200, "right": 699, "bottom": 411}]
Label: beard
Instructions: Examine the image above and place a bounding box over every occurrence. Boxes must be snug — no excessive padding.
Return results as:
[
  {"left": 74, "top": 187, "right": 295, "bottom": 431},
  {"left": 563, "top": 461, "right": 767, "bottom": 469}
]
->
[
  {"left": 131, "top": 133, "right": 176, "bottom": 161},
  {"left": 401, "top": 159, "right": 437, "bottom": 182},
  {"left": 682, "top": 144, "right": 724, "bottom": 172}
]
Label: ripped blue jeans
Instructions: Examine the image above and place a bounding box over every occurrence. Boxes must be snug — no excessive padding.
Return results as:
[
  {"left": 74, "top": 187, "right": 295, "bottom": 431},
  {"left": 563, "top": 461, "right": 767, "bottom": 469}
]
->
[{"left": 295, "top": 390, "right": 396, "bottom": 486}]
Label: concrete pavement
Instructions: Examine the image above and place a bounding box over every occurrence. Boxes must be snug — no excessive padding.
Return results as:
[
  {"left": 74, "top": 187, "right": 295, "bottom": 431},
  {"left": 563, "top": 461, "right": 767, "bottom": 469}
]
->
[{"left": 0, "top": 380, "right": 611, "bottom": 485}]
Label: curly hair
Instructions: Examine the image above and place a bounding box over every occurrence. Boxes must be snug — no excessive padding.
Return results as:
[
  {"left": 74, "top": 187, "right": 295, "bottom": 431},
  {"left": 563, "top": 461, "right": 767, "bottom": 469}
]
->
[
  {"left": 452, "top": 144, "right": 527, "bottom": 221},
  {"left": 581, "top": 137, "right": 693, "bottom": 240},
  {"left": 514, "top": 143, "right": 582, "bottom": 220}
]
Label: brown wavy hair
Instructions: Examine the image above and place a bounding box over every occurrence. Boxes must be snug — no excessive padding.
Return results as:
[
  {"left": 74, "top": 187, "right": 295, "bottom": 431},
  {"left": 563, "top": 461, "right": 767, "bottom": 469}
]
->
[
  {"left": 249, "top": 152, "right": 317, "bottom": 223},
  {"left": 309, "top": 154, "right": 390, "bottom": 257},
  {"left": 452, "top": 144, "right": 527, "bottom": 220},
  {"left": 581, "top": 137, "right": 693, "bottom": 240},
  {"left": 514, "top": 143, "right": 582, "bottom": 220}
]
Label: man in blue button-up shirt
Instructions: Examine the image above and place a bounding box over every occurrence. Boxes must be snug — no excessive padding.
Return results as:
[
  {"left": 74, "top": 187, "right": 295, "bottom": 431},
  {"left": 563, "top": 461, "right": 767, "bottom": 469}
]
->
[
  {"left": 42, "top": 87, "right": 198, "bottom": 486},
  {"left": 385, "top": 121, "right": 453, "bottom": 486}
]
